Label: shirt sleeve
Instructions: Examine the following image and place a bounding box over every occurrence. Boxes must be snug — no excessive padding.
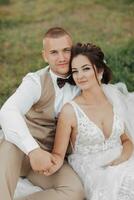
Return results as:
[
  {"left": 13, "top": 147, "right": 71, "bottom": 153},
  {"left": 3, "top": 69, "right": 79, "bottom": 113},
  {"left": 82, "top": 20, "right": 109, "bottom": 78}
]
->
[{"left": 0, "top": 73, "right": 42, "bottom": 155}]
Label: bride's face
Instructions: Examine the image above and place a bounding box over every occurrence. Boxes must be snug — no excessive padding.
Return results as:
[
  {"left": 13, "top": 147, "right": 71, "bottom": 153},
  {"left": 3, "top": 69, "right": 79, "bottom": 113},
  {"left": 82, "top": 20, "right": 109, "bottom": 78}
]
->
[{"left": 71, "top": 54, "right": 100, "bottom": 90}]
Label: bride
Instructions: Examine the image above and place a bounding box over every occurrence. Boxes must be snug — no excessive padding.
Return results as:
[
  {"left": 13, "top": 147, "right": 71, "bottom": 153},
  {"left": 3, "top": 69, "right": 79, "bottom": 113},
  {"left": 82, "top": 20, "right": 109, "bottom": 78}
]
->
[{"left": 43, "top": 43, "right": 134, "bottom": 200}]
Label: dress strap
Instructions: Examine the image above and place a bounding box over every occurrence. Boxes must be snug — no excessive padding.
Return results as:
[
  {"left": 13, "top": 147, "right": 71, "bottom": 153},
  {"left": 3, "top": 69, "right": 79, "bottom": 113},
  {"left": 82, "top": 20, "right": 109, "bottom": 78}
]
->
[
  {"left": 69, "top": 101, "right": 78, "bottom": 111},
  {"left": 69, "top": 101, "right": 84, "bottom": 121}
]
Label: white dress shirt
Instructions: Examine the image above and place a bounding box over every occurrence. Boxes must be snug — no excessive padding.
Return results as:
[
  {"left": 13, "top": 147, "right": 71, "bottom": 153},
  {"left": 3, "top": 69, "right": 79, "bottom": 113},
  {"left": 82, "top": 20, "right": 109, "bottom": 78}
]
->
[{"left": 0, "top": 67, "right": 80, "bottom": 155}]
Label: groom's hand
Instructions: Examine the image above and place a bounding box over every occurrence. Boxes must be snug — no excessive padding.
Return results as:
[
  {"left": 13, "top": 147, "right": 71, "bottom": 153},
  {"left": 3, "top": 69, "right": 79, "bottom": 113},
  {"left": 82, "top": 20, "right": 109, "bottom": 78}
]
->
[
  {"left": 28, "top": 148, "right": 53, "bottom": 172},
  {"left": 43, "top": 153, "right": 64, "bottom": 176}
]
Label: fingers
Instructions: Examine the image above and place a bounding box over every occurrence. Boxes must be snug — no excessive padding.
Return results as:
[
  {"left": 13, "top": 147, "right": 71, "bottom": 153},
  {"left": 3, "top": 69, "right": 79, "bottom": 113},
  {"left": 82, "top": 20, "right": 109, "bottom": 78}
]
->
[
  {"left": 109, "top": 159, "right": 122, "bottom": 166},
  {"left": 36, "top": 166, "right": 57, "bottom": 176},
  {"left": 43, "top": 170, "right": 51, "bottom": 176},
  {"left": 102, "top": 160, "right": 118, "bottom": 167},
  {"left": 43, "top": 168, "right": 54, "bottom": 176},
  {"left": 37, "top": 170, "right": 45, "bottom": 175},
  {"left": 36, "top": 168, "right": 52, "bottom": 176},
  {"left": 49, "top": 164, "right": 59, "bottom": 174},
  {"left": 51, "top": 156, "right": 57, "bottom": 164},
  {"left": 32, "top": 159, "right": 58, "bottom": 176},
  {"left": 43, "top": 164, "right": 58, "bottom": 176},
  {"left": 36, "top": 164, "right": 56, "bottom": 176},
  {"left": 111, "top": 161, "right": 119, "bottom": 166}
]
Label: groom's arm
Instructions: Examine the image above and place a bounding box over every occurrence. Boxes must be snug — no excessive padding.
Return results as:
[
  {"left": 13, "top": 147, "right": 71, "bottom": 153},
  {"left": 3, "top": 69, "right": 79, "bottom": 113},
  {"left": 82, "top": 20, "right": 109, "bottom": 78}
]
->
[
  {"left": 0, "top": 72, "right": 55, "bottom": 172},
  {"left": 0, "top": 73, "right": 41, "bottom": 155}
]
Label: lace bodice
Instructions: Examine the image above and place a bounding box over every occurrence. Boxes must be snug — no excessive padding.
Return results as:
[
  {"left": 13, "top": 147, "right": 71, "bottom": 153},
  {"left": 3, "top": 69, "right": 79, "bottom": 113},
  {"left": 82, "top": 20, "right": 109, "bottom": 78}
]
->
[
  {"left": 70, "top": 101, "right": 124, "bottom": 155},
  {"left": 68, "top": 89, "right": 134, "bottom": 200}
]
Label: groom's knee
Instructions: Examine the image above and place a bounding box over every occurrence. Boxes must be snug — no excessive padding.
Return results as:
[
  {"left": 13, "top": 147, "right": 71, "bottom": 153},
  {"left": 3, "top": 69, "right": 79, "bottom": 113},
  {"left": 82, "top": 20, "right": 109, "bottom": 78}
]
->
[
  {"left": 54, "top": 163, "right": 85, "bottom": 200},
  {"left": 0, "top": 139, "right": 24, "bottom": 174}
]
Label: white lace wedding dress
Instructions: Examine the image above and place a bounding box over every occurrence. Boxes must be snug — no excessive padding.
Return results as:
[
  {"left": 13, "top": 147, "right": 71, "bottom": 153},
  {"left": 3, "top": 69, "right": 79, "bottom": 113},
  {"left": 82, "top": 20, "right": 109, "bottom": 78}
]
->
[{"left": 68, "top": 100, "right": 134, "bottom": 200}]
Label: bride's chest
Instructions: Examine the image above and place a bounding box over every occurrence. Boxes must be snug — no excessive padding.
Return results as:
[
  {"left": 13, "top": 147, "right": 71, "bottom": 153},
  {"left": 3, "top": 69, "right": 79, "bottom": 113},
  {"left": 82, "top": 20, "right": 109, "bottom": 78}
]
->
[
  {"left": 79, "top": 105, "right": 114, "bottom": 139},
  {"left": 76, "top": 113, "right": 124, "bottom": 146}
]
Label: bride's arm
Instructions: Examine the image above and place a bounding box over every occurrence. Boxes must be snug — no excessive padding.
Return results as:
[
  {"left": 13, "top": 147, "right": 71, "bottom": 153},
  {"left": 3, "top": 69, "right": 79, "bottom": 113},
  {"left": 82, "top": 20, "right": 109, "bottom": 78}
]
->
[
  {"left": 44, "top": 103, "right": 75, "bottom": 175},
  {"left": 110, "top": 133, "right": 134, "bottom": 166},
  {"left": 120, "top": 133, "right": 133, "bottom": 160}
]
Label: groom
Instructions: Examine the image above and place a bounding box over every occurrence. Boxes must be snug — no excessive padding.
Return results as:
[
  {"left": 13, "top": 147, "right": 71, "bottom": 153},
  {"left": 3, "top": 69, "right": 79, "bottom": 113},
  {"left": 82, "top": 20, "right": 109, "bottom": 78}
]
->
[{"left": 0, "top": 27, "right": 84, "bottom": 200}]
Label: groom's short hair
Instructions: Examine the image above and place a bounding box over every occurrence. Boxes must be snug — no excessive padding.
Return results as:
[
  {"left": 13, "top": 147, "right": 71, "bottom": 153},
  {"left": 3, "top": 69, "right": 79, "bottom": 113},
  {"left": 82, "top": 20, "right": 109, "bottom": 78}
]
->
[{"left": 44, "top": 27, "right": 71, "bottom": 39}]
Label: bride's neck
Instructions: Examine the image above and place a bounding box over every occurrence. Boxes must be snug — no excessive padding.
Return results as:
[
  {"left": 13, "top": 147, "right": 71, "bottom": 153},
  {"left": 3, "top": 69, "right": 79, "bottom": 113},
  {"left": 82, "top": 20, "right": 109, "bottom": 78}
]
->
[{"left": 81, "top": 85, "right": 106, "bottom": 105}]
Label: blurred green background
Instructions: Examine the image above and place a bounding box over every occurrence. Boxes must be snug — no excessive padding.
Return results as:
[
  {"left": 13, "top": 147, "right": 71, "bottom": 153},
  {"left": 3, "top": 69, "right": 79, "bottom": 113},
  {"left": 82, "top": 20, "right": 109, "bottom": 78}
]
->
[{"left": 0, "top": 0, "right": 134, "bottom": 107}]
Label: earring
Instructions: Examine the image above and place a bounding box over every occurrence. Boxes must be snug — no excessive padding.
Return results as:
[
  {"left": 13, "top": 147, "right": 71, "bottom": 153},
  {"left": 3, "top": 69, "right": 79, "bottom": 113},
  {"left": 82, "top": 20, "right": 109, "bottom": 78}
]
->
[{"left": 99, "top": 73, "right": 103, "bottom": 81}]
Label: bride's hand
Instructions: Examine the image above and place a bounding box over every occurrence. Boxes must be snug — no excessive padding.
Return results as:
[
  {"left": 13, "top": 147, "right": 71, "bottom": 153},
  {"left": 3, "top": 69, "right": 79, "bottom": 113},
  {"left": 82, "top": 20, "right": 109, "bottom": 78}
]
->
[
  {"left": 43, "top": 154, "right": 64, "bottom": 176},
  {"left": 108, "top": 154, "right": 128, "bottom": 166}
]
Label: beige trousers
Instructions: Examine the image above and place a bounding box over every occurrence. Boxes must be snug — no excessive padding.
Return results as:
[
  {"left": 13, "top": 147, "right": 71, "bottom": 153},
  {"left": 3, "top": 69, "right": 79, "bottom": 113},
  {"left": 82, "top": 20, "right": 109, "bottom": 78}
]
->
[{"left": 0, "top": 139, "right": 85, "bottom": 200}]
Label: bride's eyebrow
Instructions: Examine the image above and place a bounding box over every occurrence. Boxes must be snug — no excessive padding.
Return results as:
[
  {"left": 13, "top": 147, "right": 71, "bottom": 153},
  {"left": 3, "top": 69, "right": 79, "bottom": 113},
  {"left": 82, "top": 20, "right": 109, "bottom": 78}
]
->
[
  {"left": 81, "top": 64, "right": 92, "bottom": 68},
  {"left": 72, "top": 64, "right": 91, "bottom": 70}
]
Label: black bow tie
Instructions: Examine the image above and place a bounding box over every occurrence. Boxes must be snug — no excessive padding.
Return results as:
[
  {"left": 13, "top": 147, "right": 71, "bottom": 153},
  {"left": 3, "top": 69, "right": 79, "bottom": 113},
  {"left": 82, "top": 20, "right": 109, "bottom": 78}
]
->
[{"left": 57, "top": 76, "right": 75, "bottom": 88}]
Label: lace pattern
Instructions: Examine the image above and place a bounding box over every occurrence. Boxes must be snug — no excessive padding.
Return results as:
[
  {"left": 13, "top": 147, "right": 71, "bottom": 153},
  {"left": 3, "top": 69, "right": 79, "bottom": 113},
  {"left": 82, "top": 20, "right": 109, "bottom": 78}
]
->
[
  {"left": 70, "top": 101, "right": 124, "bottom": 154},
  {"left": 68, "top": 100, "right": 134, "bottom": 200}
]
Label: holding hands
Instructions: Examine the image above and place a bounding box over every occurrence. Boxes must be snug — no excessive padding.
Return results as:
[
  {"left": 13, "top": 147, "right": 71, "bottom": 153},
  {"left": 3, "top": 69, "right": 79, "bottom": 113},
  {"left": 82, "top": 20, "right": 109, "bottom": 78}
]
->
[
  {"left": 28, "top": 148, "right": 63, "bottom": 175},
  {"left": 43, "top": 153, "right": 64, "bottom": 176},
  {"left": 28, "top": 148, "right": 56, "bottom": 173}
]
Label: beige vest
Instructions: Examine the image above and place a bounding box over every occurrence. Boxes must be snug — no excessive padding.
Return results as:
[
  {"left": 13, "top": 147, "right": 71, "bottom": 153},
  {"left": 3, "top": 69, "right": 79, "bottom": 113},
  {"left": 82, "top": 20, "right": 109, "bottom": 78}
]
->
[{"left": 25, "top": 68, "right": 56, "bottom": 152}]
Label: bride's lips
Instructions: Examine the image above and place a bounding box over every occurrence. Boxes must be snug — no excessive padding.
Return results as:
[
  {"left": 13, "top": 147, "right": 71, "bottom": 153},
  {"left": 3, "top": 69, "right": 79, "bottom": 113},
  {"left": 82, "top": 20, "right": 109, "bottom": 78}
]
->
[{"left": 78, "top": 81, "right": 87, "bottom": 84}]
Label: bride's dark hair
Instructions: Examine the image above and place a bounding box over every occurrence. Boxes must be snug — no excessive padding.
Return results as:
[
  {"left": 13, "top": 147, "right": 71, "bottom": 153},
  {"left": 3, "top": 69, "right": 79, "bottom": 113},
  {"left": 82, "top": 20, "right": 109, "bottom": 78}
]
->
[{"left": 69, "top": 43, "right": 112, "bottom": 84}]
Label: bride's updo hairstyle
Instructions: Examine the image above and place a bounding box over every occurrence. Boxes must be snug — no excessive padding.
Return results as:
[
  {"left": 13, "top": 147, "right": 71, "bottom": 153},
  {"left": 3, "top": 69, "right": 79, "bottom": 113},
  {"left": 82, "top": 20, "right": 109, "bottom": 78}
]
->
[{"left": 70, "top": 43, "right": 112, "bottom": 84}]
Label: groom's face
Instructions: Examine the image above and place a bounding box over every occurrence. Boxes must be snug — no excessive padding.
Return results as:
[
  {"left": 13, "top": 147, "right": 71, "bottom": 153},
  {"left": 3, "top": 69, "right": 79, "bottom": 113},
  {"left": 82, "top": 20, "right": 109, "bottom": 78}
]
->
[{"left": 42, "top": 35, "right": 72, "bottom": 78}]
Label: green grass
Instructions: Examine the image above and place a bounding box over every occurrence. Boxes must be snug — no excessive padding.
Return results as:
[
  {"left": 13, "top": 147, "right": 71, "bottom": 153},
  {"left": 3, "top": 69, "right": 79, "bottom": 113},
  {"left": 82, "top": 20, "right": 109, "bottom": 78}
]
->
[{"left": 0, "top": 0, "right": 134, "bottom": 106}]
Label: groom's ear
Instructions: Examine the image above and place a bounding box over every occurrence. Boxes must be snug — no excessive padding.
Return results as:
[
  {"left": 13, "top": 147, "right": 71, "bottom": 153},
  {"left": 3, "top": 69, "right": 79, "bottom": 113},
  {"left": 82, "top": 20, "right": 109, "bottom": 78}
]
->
[{"left": 42, "top": 50, "right": 48, "bottom": 63}]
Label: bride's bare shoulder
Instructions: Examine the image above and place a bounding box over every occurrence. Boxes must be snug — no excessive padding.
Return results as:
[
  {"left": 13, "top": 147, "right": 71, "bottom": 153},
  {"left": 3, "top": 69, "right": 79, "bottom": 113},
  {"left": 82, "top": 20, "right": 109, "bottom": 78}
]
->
[
  {"left": 59, "top": 102, "right": 77, "bottom": 123},
  {"left": 59, "top": 96, "right": 82, "bottom": 121},
  {"left": 61, "top": 102, "right": 74, "bottom": 116}
]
